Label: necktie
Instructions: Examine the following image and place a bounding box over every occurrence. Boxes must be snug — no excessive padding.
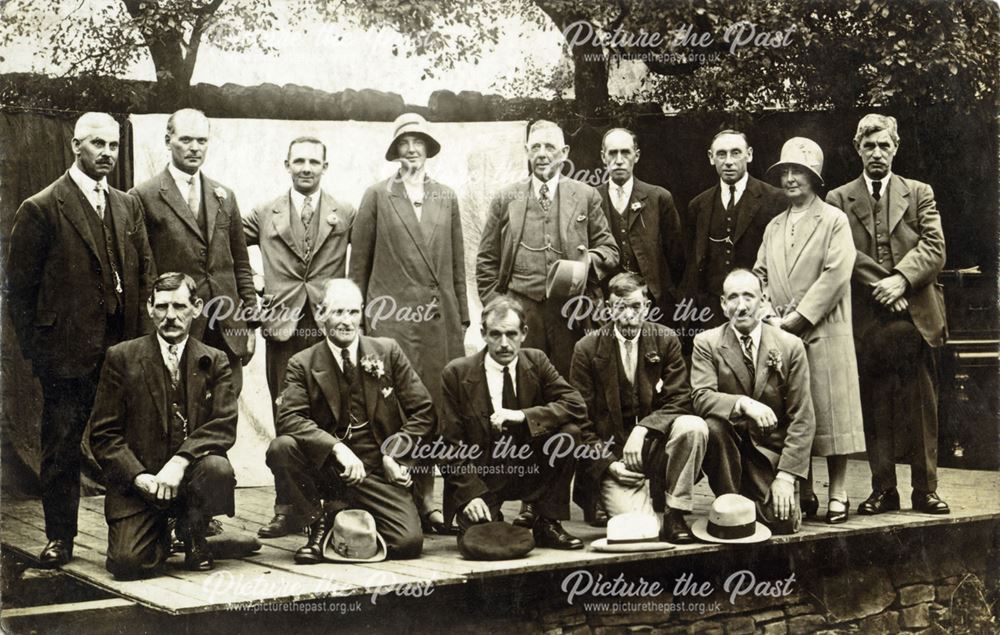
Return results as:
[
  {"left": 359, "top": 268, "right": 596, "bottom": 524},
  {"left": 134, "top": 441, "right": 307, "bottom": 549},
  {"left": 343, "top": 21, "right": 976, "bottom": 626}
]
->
[
  {"left": 871, "top": 180, "right": 882, "bottom": 201},
  {"left": 93, "top": 182, "right": 106, "bottom": 221},
  {"left": 341, "top": 348, "right": 356, "bottom": 385},
  {"left": 186, "top": 176, "right": 199, "bottom": 216},
  {"left": 166, "top": 344, "right": 181, "bottom": 389},
  {"left": 740, "top": 335, "right": 756, "bottom": 383},
  {"left": 539, "top": 183, "right": 551, "bottom": 213},
  {"left": 301, "top": 195, "right": 314, "bottom": 253},
  {"left": 501, "top": 366, "right": 517, "bottom": 410},
  {"left": 615, "top": 185, "right": 627, "bottom": 213},
  {"left": 727, "top": 184, "right": 737, "bottom": 213},
  {"left": 623, "top": 339, "right": 636, "bottom": 384}
]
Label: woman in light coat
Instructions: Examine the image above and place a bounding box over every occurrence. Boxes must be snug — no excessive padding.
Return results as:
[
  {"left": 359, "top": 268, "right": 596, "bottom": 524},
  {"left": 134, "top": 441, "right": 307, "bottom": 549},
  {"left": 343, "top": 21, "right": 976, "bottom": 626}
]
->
[{"left": 753, "top": 137, "right": 865, "bottom": 524}]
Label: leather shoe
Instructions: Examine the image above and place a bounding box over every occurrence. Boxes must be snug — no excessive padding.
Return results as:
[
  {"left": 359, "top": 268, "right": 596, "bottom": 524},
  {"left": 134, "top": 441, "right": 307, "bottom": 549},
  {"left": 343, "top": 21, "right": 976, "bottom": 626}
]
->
[
  {"left": 258, "top": 513, "right": 303, "bottom": 538},
  {"left": 588, "top": 505, "right": 609, "bottom": 528},
  {"left": 857, "top": 488, "right": 901, "bottom": 515},
  {"left": 800, "top": 492, "right": 820, "bottom": 518},
  {"left": 661, "top": 509, "right": 695, "bottom": 544},
  {"left": 184, "top": 534, "right": 214, "bottom": 572},
  {"left": 825, "top": 498, "right": 850, "bottom": 524},
  {"left": 294, "top": 513, "right": 330, "bottom": 564},
  {"left": 533, "top": 517, "right": 583, "bottom": 550},
  {"left": 38, "top": 539, "right": 73, "bottom": 568},
  {"left": 912, "top": 491, "right": 950, "bottom": 515},
  {"left": 512, "top": 502, "right": 537, "bottom": 529}
]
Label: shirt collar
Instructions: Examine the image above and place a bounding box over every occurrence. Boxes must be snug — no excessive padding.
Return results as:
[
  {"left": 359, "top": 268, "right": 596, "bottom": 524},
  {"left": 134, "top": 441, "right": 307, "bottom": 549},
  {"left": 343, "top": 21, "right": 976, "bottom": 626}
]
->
[
  {"left": 613, "top": 324, "right": 640, "bottom": 347},
  {"left": 863, "top": 172, "right": 892, "bottom": 196},
  {"left": 68, "top": 163, "right": 106, "bottom": 196},
  {"left": 327, "top": 337, "right": 360, "bottom": 369},
  {"left": 720, "top": 172, "right": 749, "bottom": 200},
  {"left": 531, "top": 171, "right": 560, "bottom": 200},
  {"left": 611, "top": 176, "right": 634, "bottom": 197},
  {"left": 168, "top": 162, "right": 200, "bottom": 189},
  {"left": 290, "top": 188, "right": 320, "bottom": 213},
  {"left": 730, "top": 320, "right": 762, "bottom": 351},
  {"left": 484, "top": 350, "right": 517, "bottom": 374},
  {"left": 156, "top": 333, "right": 189, "bottom": 361}
]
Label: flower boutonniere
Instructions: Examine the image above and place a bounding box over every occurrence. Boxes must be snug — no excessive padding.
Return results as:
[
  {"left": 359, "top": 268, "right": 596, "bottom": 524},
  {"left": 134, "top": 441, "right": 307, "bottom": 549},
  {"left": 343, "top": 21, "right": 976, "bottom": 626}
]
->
[
  {"left": 360, "top": 354, "right": 386, "bottom": 379},
  {"left": 327, "top": 213, "right": 339, "bottom": 227},
  {"left": 214, "top": 186, "right": 228, "bottom": 202},
  {"left": 766, "top": 349, "right": 783, "bottom": 376},
  {"left": 630, "top": 201, "right": 644, "bottom": 212},
  {"left": 381, "top": 387, "right": 394, "bottom": 399},
  {"left": 644, "top": 351, "right": 661, "bottom": 364}
]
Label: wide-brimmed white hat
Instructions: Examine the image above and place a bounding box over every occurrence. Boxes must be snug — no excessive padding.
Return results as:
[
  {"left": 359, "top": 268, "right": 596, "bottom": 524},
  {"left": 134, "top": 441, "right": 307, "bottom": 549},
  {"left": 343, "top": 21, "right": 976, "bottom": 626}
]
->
[
  {"left": 766, "top": 137, "right": 824, "bottom": 186},
  {"left": 385, "top": 112, "right": 441, "bottom": 161},
  {"left": 591, "top": 512, "right": 675, "bottom": 552},
  {"left": 691, "top": 494, "right": 771, "bottom": 544},
  {"left": 321, "top": 509, "right": 387, "bottom": 562}
]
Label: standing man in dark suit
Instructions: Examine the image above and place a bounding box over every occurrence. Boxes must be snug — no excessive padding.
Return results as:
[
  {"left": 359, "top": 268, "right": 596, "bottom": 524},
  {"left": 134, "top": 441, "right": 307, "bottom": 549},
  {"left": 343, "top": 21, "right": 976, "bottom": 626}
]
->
[
  {"left": 596, "top": 128, "right": 685, "bottom": 325},
  {"left": 245, "top": 136, "right": 356, "bottom": 539},
  {"left": 826, "top": 114, "right": 949, "bottom": 515},
  {"left": 89, "top": 273, "right": 238, "bottom": 579},
  {"left": 266, "top": 279, "right": 436, "bottom": 563},
  {"left": 131, "top": 108, "right": 257, "bottom": 393},
  {"left": 476, "top": 120, "right": 619, "bottom": 376},
  {"left": 684, "top": 130, "right": 785, "bottom": 330},
  {"left": 5, "top": 112, "right": 156, "bottom": 567},
  {"left": 690, "top": 270, "right": 816, "bottom": 534},
  {"left": 440, "top": 295, "right": 588, "bottom": 550},
  {"left": 571, "top": 273, "right": 708, "bottom": 543}
]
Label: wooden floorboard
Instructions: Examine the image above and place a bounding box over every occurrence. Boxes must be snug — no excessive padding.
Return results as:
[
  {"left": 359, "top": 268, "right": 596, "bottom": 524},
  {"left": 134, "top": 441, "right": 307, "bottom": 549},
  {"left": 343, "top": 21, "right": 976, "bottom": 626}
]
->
[{"left": 3, "top": 460, "right": 998, "bottom": 615}]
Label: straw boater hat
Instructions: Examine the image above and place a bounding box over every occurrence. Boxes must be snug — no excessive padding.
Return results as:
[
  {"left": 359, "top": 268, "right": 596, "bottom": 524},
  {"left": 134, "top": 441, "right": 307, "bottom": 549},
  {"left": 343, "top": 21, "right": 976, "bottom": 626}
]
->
[
  {"left": 766, "top": 136, "right": 825, "bottom": 186},
  {"left": 385, "top": 112, "right": 441, "bottom": 161},
  {"left": 691, "top": 494, "right": 772, "bottom": 544},
  {"left": 590, "top": 512, "right": 675, "bottom": 553},
  {"left": 321, "top": 509, "right": 387, "bottom": 562}
]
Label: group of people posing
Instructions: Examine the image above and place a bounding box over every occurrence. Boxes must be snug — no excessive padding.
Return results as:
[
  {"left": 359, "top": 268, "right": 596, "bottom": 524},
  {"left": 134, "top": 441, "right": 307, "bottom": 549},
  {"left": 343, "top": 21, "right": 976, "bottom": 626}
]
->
[{"left": 5, "top": 107, "right": 948, "bottom": 580}]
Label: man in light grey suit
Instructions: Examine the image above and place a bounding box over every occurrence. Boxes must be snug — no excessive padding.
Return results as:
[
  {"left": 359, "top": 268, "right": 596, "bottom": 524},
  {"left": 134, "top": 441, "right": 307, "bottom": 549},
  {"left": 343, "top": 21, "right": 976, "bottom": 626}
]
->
[{"left": 244, "top": 136, "right": 356, "bottom": 538}]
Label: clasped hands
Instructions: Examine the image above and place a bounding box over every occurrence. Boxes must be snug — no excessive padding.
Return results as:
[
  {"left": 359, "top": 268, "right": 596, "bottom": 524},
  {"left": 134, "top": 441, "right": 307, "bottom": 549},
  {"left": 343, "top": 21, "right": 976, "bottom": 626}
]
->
[
  {"left": 872, "top": 273, "right": 909, "bottom": 313},
  {"left": 133, "top": 455, "right": 190, "bottom": 503}
]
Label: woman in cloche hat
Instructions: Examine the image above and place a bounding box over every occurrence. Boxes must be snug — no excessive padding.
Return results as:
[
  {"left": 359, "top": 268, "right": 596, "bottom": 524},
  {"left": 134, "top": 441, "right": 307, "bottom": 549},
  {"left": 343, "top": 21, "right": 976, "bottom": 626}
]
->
[{"left": 753, "top": 137, "right": 866, "bottom": 525}]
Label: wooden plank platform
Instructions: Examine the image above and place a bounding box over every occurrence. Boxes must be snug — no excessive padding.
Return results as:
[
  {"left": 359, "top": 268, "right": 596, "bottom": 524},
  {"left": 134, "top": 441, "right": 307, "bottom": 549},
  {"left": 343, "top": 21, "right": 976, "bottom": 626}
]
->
[{"left": 3, "top": 459, "right": 998, "bottom": 616}]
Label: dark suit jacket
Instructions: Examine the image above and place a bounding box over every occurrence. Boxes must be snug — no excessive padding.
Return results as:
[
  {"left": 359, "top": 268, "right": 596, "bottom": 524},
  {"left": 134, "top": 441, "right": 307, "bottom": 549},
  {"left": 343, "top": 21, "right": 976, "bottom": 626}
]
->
[
  {"left": 5, "top": 172, "right": 155, "bottom": 378},
  {"left": 244, "top": 189, "right": 355, "bottom": 341},
  {"left": 684, "top": 176, "right": 785, "bottom": 315},
  {"left": 570, "top": 322, "right": 693, "bottom": 482},
  {"left": 476, "top": 177, "right": 619, "bottom": 303},
  {"left": 131, "top": 167, "right": 256, "bottom": 354},
  {"left": 690, "top": 323, "right": 815, "bottom": 479},
  {"left": 275, "top": 336, "right": 436, "bottom": 470},
  {"left": 826, "top": 175, "right": 947, "bottom": 347},
  {"left": 440, "top": 348, "right": 587, "bottom": 513},
  {"left": 597, "top": 179, "right": 685, "bottom": 311},
  {"left": 89, "top": 335, "right": 237, "bottom": 520}
]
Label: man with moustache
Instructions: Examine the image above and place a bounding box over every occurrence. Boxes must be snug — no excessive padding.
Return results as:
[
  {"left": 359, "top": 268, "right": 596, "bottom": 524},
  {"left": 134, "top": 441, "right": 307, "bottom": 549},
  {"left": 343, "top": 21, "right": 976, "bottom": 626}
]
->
[
  {"left": 684, "top": 130, "right": 785, "bottom": 329},
  {"left": 350, "top": 113, "right": 468, "bottom": 536},
  {"left": 571, "top": 273, "right": 708, "bottom": 543},
  {"left": 244, "top": 137, "right": 356, "bottom": 539},
  {"left": 596, "top": 129, "right": 685, "bottom": 325},
  {"left": 89, "top": 273, "right": 238, "bottom": 579},
  {"left": 477, "top": 120, "right": 619, "bottom": 376},
  {"left": 266, "top": 279, "right": 436, "bottom": 562},
  {"left": 440, "top": 295, "right": 588, "bottom": 549},
  {"left": 5, "top": 112, "right": 155, "bottom": 567},
  {"left": 826, "top": 114, "right": 950, "bottom": 515},
  {"left": 691, "top": 270, "right": 815, "bottom": 534},
  {"left": 131, "top": 108, "right": 257, "bottom": 393}
]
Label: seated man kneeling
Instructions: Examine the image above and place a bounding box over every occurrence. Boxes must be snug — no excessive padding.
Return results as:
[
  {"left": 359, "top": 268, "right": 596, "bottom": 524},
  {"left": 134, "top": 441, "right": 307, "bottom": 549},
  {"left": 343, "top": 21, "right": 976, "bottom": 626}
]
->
[
  {"left": 571, "top": 273, "right": 709, "bottom": 544},
  {"left": 691, "top": 269, "right": 816, "bottom": 534},
  {"left": 90, "top": 272, "right": 238, "bottom": 579},
  {"left": 267, "top": 279, "right": 435, "bottom": 563},
  {"left": 441, "top": 295, "right": 588, "bottom": 550}
]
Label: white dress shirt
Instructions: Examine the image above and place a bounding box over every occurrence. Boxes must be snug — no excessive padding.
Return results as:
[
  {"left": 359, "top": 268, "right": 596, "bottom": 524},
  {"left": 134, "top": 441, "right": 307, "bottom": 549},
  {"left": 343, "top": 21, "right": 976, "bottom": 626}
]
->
[
  {"left": 68, "top": 163, "right": 108, "bottom": 214},
  {"left": 720, "top": 172, "right": 749, "bottom": 208},
  {"left": 484, "top": 352, "right": 518, "bottom": 413},
  {"left": 863, "top": 171, "right": 892, "bottom": 199},
  {"left": 730, "top": 320, "right": 762, "bottom": 365},
  {"left": 327, "top": 337, "right": 360, "bottom": 372},
  {"left": 613, "top": 325, "right": 640, "bottom": 383},
  {"left": 156, "top": 334, "right": 189, "bottom": 368},
  {"left": 531, "top": 172, "right": 560, "bottom": 202},
  {"left": 168, "top": 162, "right": 201, "bottom": 207},
  {"left": 610, "top": 177, "right": 634, "bottom": 214}
]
